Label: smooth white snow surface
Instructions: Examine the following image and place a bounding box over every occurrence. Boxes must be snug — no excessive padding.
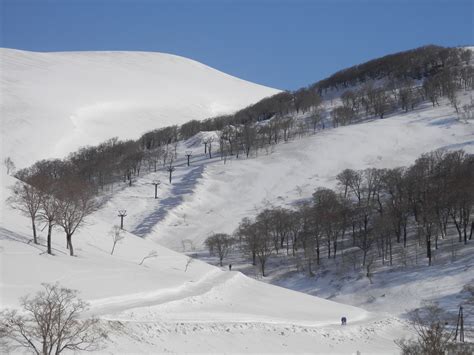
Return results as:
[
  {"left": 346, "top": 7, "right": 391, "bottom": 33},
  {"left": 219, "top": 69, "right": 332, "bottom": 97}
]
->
[
  {"left": 1, "top": 168, "right": 407, "bottom": 354},
  {"left": 0, "top": 48, "right": 279, "bottom": 168},
  {"left": 1, "top": 46, "right": 473, "bottom": 352},
  {"left": 2, "top": 95, "right": 472, "bottom": 352}
]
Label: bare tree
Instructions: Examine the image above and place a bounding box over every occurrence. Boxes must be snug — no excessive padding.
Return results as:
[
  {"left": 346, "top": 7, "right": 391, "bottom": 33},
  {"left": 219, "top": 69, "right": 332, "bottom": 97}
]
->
[
  {"left": 331, "top": 106, "right": 354, "bottom": 127},
  {"left": 205, "top": 138, "right": 214, "bottom": 159},
  {"left": 395, "top": 302, "right": 456, "bottom": 355},
  {"left": 56, "top": 181, "right": 97, "bottom": 256},
  {"left": 39, "top": 194, "right": 60, "bottom": 255},
  {"left": 372, "top": 87, "right": 391, "bottom": 118},
  {"left": 313, "top": 188, "right": 347, "bottom": 259},
  {"left": 241, "top": 124, "right": 257, "bottom": 158},
  {"left": 184, "top": 256, "right": 194, "bottom": 272},
  {"left": 110, "top": 225, "right": 124, "bottom": 255},
  {"left": 138, "top": 250, "right": 158, "bottom": 265},
  {"left": 253, "top": 211, "right": 275, "bottom": 276},
  {"left": 309, "top": 107, "right": 324, "bottom": 132},
  {"left": 236, "top": 217, "right": 259, "bottom": 266},
  {"left": 0, "top": 283, "right": 105, "bottom": 355},
  {"left": 8, "top": 181, "right": 43, "bottom": 244},
  {"left": 204, "top": 233, "right": 234, "bottom": 266},
  {"left": 3, "top": 157, "right": 15, "bottom": 175}
]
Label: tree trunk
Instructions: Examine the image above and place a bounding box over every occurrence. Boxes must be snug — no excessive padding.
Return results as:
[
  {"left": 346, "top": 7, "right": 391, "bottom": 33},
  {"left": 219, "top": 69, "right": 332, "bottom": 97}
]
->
[
  {"left": 389, "top": 238, "right": 393, "bottom": 266},
  {"left": 352, "top": 223, "right": 356, "bottom": 246},
  {"left": 31, "top": 217, "right": 38, "bottom": 244},
  {"left": 47, "top": 223, "right": 52, "bottom": 255},
  {"left": 395, "top": 221, "right": 401, "bottom": 244},
  {"left": 427, "top": 239, "right": 432, "bottom": 266},
  {"left": 451, "top": 213, "right": 463, "bottom": 242},
  {"left": 67, "top": 234, "right": 74, "bottom": 256},
  {"left": 403, "top": 223, "right": 407, "bottom": 248}
]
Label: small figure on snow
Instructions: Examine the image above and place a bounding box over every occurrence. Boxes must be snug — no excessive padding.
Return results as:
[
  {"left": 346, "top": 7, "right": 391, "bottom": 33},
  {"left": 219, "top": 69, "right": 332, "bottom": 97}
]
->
[
  {"left": 341, "top": 316, "right": 347, "bottom": 325},
  {"left": 229, "top": 264, "right": 232, "bottom": 271}
]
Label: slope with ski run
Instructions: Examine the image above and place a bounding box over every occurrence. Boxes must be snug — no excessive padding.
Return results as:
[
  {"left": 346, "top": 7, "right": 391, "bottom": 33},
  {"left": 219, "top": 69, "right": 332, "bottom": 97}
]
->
[
  {"left": 1, "top": 94, "right": 472, "bottom": 355},
  {"left": 142, "top": 94, "right": 474, "bottom": 251},
  {"left": 108, "top": 94, "right": 474, "bottom": 351},
  {"left": 0, "top": 53, "right": 412, "bottom": 353},
  {"left": 0, "top": 167, "right": 408, "bottom": 353},
  {"left": 0, "top": 48, "right": 279, "bottom": 168},
  {"left": 2, "top": 48, "right": 473, "bottom": 352}
]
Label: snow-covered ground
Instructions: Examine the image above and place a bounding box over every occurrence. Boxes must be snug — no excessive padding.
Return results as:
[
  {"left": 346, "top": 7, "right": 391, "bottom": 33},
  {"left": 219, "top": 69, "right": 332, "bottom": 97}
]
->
[
  {"left": 2, "top": 92, "right": 473, "bottom": 352},
  {"left": 142, "top": 96, "right": 474, "bottom": 251},
  {"left": 1, "top": 165, "right": 411, "bottom": 353},
  {"left": 1, "top": 45, "right": 473, "bottom": 352},
  {"left": 0, "top": 48, "right": 279, "bottom": 168}
]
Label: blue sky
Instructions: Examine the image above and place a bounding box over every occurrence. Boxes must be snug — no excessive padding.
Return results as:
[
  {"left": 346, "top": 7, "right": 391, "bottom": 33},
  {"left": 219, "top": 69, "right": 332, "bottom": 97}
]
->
[{"left": 1, "top": 0, "right": 472, "bottom": 90}]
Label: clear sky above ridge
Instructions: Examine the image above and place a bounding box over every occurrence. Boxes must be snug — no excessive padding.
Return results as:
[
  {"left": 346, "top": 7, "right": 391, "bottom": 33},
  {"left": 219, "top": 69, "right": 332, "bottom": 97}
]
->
[{"left": 1, "top": 0, "right": 472, "bottom": 90}]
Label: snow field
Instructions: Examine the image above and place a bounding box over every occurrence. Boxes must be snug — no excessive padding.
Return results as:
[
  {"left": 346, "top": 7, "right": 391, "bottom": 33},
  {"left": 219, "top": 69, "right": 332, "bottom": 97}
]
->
[{"left": 0, "top": 48, "right": 279, "bottom": 168}]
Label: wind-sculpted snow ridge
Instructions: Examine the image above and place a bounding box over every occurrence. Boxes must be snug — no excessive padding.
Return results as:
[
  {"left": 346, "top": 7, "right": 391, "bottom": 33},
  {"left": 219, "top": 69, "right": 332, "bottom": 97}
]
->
[{"left": 0, "top": 48, "right": 279, "bottom": 168}]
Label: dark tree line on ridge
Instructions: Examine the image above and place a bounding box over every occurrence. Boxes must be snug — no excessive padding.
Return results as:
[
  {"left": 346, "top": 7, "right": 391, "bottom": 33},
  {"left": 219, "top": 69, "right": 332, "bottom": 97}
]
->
[
  {"left": 227, "top": 150, "right": 474, "bottom": 277},
  {"left": 314, "top": 45, "right": 472, "bottom": 93}
]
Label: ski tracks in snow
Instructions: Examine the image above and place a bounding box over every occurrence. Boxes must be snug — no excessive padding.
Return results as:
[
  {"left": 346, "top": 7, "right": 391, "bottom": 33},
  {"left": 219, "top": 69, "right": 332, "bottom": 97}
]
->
[{"left": 87, "top": 268, "right": 230, "bottom": 317}]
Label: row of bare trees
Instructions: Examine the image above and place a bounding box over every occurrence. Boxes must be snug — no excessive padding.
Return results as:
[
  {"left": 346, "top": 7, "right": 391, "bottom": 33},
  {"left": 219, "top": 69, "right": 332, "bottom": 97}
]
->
[
  {"left": 170, "top": 46, "right": 472, "bottom": 136},
  {"left": 13, "top": 47, "right": 471, "bottom": 207},
  {"left": 330, "top": 63, "right": 473, "bottom": 128},
  {"left": 314, "top": 45, "right": 471, "bottom": 93},
  {"left": 8, "top": 161, "right": 97, "bottom": 256},
  {"left": 232, "top": 150, "right": 473, "bottom": 277}
]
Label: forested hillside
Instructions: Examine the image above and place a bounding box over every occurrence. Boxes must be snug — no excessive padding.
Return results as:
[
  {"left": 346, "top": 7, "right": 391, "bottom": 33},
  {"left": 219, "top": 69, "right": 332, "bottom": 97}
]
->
[{"left": 11, "top": 45, "right": 473, "bottom": 205}]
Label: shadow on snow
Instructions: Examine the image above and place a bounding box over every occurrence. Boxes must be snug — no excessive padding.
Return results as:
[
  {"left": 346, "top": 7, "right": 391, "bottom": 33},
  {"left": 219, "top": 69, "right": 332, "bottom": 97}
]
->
[{"left": 131, "top": 165, "right": 204, "bottom": 237}]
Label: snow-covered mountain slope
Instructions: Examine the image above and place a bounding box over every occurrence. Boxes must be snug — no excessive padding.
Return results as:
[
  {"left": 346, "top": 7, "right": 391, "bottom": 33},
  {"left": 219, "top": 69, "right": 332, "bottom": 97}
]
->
[
  {"left": 0, "top": 48, "right": 279, "bottom": 168},
  {"left": 2, "top": 46, "right": 473, "bottom": 352},
  {"left": 135, "top": 96, "right": 474, "bottom": 251},
  {"left": 2, "top": 96, "right": 473, "bottom": 352},
  {"left": 0, "top": 169, "right": 408, "bottom": 353}
]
